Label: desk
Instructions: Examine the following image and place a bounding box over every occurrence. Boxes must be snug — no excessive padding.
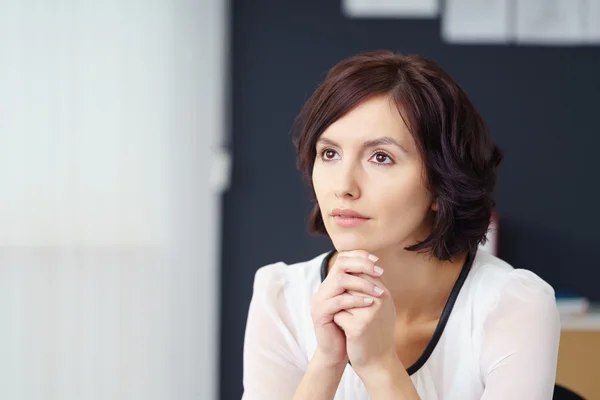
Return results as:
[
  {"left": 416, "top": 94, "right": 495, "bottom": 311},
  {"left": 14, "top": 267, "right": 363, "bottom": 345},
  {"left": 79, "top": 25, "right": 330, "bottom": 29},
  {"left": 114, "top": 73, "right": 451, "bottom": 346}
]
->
[{"left": 556, "top": 308, "right": 600, "bottom": 399}]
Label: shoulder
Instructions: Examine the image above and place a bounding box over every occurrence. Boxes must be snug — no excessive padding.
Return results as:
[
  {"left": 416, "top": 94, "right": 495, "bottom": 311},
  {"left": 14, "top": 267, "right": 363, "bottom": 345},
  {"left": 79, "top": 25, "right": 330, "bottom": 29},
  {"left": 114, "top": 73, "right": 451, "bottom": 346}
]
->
[
  {"left": 463, "top": 251, "right": 561, "bottom": 392},
  {"left": 243, "top": 252, "right": 331, "bottom": 375},
  {"left": 466, "top": 249, "right": 558, "bottom": 325},
  {"left": 251, "top": 251, "right": 330, "bottom": 303},
  {"left": 469, "top": 249, "right": 556, "bottom": 302},
  {"left": 246, "top": 251, "right": 329, "bottom": 358}
]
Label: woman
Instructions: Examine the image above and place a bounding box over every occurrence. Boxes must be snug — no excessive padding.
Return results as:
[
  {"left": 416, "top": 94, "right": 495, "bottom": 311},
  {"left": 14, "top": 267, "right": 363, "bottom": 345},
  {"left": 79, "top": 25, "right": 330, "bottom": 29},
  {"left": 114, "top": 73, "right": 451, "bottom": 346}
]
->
[{"left": 242, "top": 50, "right": 560, "bottom": 399}]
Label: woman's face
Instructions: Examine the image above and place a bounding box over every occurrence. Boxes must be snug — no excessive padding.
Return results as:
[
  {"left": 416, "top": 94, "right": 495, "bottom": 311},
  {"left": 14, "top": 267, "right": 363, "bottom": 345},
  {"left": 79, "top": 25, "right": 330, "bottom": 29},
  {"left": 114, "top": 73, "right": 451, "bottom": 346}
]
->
[{"left": 312, "top": 95, "right": 436, "bottom": 253}]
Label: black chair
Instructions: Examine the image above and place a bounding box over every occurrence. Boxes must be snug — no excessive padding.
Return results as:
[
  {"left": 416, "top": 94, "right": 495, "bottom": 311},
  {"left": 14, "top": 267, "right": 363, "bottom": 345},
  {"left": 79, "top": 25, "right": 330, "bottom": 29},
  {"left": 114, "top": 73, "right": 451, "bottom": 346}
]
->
[{"left": 554, "top": 384, "right": 585, "bottom": 400}]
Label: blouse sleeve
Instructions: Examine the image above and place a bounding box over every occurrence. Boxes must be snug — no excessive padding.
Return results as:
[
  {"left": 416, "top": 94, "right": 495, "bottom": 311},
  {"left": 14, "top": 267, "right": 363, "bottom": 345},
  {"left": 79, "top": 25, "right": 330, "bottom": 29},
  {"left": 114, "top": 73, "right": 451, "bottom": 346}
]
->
[
  {"left": 480, "top": 270, "right": 561, "bottom": 399},
  {"left": 241, "top": 263, "right": 307, "bottom": 400}
]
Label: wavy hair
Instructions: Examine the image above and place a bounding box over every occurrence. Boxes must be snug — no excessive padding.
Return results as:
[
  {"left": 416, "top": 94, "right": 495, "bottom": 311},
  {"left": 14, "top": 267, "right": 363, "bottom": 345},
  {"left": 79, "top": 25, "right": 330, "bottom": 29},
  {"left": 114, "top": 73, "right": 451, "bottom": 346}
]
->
[{"left": 292, "top": 50, "right": 503, "bottom": 261}]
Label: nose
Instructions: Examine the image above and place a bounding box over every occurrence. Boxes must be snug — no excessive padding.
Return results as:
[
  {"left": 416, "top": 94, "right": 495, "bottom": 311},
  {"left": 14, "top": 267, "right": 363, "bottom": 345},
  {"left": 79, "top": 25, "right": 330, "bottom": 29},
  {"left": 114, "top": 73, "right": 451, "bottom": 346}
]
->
[{"left": 333, "top": 161, "right": 361, "bottom": 200}]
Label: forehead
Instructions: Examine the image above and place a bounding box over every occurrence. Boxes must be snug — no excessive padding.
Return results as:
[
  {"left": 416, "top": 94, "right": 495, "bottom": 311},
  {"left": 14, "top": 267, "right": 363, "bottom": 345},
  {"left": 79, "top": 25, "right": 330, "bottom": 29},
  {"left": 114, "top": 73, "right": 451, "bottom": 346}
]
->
[{"left": 320, "top": 95, "right": 411, "bottom": 144}]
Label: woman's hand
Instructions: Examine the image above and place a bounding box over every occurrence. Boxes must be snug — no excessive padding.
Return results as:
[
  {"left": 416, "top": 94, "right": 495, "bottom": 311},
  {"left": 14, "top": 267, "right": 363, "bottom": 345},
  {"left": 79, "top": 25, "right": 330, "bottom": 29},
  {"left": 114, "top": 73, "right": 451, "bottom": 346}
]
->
[
  {"left": 310, "top": 250, "right": 385, "bottom": 368},
  {"left": 333, "top": 261, "right": 399, "bottom": 376}
]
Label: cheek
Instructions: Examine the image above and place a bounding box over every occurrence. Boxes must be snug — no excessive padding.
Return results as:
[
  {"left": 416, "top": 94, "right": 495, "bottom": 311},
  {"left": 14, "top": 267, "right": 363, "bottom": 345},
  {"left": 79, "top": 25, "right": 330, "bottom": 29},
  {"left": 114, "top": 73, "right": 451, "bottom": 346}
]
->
[
  {"left": 376, "top": 172, "right": 431, "bottom": 217},
  {"left": 311, "top": 164, "right": 326, "bottom": 201}
]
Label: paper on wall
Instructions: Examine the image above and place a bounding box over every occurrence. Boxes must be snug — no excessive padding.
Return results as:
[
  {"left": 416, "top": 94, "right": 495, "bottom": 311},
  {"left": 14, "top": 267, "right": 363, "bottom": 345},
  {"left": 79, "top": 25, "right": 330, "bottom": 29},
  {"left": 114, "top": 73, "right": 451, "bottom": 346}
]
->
[
  {"left": 342, "top": 0, "right": 438, "bottom": 18},
  {"left": 442, "top": 0, "right": 511, "bottom": 44},
  {"left": 514, "top": 0, "right": 585, "bottom": 45},
  {"left": 585, "top": 0, "right": 600, "bottom": 43}
]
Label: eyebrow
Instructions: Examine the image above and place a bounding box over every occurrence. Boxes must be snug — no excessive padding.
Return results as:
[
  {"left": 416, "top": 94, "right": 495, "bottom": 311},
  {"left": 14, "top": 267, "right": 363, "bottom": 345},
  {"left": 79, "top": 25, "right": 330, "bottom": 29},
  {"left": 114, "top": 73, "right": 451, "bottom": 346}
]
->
[{"left": 316, "top": 136, "right": 408, "bottom": 153}]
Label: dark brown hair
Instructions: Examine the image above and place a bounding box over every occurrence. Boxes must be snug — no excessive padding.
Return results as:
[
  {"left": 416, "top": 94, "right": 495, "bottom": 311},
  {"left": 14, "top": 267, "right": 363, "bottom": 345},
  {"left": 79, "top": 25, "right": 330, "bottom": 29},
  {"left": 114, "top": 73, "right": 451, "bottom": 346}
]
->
[{"left": 292, "top": 50, "right": 503, "bottom": 261}]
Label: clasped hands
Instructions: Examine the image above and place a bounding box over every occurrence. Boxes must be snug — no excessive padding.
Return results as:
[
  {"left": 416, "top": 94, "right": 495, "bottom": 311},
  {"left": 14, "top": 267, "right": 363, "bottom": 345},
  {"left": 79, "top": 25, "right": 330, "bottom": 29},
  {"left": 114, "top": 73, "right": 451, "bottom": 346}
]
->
[{"left": 311, "top": 250, "right": 402, "bottom": 378}]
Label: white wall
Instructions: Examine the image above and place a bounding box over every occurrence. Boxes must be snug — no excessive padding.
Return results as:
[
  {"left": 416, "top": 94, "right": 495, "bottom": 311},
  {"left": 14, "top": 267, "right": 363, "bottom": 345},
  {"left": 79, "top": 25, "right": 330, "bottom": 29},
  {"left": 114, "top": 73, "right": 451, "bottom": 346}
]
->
[{"left": 0, "top": 0, "right": 227, "bottom": 398}]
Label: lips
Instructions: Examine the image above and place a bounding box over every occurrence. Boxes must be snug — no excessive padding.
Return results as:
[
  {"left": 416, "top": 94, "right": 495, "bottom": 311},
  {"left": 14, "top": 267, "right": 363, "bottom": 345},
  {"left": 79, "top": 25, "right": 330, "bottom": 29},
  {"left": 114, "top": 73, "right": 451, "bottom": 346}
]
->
[
  {"left": 330, "top": 208, "right": 369, "bottom": 219},
  {"left": 330, "top": 208, "right": 370, "bottom": 227}
]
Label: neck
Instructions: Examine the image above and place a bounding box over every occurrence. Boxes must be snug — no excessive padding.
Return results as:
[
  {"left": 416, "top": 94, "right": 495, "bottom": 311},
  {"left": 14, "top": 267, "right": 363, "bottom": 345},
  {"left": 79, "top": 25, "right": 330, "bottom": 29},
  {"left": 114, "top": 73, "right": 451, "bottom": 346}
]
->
[{"left": 369, "top": 247, "right": 468, "bottom": 322}]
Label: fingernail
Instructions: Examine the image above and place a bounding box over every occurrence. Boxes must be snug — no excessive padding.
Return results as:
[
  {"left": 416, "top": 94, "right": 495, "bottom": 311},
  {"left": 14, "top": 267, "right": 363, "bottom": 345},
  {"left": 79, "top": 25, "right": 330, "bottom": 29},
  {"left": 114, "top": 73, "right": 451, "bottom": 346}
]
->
[
  {"left": 368, "top": 254, "right": 379, "bottom": 262},
  {"left": 373, "top": 286, "right": 384, "bottom": 295},
  {"left": 374, "top": 266, "right": 384, "bottom": 275},
  {"left": 364, "top": 297, "right": 374, "bottom": 304}
]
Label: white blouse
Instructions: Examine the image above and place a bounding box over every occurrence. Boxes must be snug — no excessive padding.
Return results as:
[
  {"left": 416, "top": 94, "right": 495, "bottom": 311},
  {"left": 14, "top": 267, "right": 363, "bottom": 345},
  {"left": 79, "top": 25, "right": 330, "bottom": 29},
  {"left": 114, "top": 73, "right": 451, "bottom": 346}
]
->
[{"left": 242, "top": 249, "right": 561, "bottom": 400}]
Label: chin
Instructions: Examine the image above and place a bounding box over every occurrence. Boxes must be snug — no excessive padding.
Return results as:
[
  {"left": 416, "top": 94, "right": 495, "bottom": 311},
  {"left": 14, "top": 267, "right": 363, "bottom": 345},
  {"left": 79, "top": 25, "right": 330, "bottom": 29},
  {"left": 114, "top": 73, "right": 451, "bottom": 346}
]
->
[{"left": 330, "top": 232, "right": 375, "bottom": 252}]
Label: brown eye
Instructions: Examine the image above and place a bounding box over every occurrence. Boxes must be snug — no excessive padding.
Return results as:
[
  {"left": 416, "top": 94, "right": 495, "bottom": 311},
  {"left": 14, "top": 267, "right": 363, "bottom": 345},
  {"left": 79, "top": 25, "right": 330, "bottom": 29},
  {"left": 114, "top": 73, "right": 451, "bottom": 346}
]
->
[
  {"left": 375, "top": 153, "right": 388, "bottom": 163},
  {"left": 369, "top": 151, "right": 393, "bottom": 165},
  {"left": 322, "top": 149, "right": 338, "bottom": 160}
]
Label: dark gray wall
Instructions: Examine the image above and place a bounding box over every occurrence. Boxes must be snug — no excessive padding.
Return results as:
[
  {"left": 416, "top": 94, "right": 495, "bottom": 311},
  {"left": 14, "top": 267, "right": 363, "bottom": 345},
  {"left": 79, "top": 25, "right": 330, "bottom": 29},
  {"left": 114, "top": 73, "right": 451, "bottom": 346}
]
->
[{"left": 220, "top": 1, "right": 600, "bottom": 398}]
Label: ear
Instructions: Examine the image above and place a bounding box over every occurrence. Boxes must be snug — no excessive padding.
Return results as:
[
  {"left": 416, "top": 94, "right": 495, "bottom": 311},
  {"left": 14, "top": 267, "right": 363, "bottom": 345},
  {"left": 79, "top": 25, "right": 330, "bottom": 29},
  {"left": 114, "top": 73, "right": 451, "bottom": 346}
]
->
[{"left": 431, "top": 199, "right": 439, "bottom": 212}]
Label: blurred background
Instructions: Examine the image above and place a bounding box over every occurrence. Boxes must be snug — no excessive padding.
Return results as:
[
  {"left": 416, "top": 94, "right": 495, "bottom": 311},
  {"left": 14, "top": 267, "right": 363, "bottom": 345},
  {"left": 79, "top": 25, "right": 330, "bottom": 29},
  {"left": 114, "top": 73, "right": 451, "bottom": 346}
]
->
[{"left": 1, "top": 0, "right": 599, "bottom": 399}]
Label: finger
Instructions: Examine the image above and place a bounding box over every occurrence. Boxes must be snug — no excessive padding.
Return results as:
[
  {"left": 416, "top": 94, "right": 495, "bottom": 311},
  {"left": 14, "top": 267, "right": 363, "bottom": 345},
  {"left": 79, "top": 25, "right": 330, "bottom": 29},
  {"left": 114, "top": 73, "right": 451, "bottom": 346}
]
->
[
  {"left": 315, "top": 293, "right": 374, "bottom": 323},
  {"left": 334, "top": 256, "right": 384, "bottom": 278},
  {"left": 336, "top": 250, "right": 379, "bottom": 263},
  {"left": 322, "top": 272, "right": 385, "bottom": 298},
  {"left": 333, "top": 310, "right": 353, "bottom": 332},
  {"left": 351, "top": 272, "right": 386, "bottom": 289},
  {"left": 344, "top": 273, "right": 388, "bottom": 299}
]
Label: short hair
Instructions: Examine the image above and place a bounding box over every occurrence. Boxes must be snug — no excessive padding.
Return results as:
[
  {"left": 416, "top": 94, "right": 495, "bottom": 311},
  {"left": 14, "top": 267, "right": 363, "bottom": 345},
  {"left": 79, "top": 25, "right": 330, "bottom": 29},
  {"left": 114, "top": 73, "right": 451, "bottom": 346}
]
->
[{"left": 292, "top": 50, "right": 503, "bottom": 261}]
